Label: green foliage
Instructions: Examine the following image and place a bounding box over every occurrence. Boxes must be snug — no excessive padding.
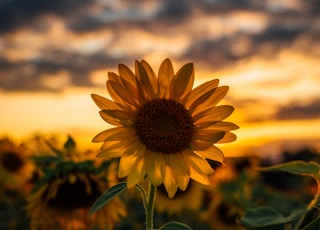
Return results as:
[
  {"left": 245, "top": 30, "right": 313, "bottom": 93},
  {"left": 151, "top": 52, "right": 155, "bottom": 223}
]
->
[
  {"left": 299, "top": 216, "right": 320, "bottom": 230},
  {"left": 240, "top": 206, "right": 305, "bottom": 229},
  {"left": 89, "top": 182, "right": 128, "bottom": 216},
  {"left": 260, "top": 161, "right": 320, "bottom": 182},
  {"left": 31, "top": 159, "right": 111, "bottom": 193},
  {"left": 241, "top": 160, "right": 320, "bottom": 230},
  {"left": 63, "top": 135, "right": 76, "bottom": 154},
  {"left": 30, "top": 136, "right": 114, "bottom": 193}
]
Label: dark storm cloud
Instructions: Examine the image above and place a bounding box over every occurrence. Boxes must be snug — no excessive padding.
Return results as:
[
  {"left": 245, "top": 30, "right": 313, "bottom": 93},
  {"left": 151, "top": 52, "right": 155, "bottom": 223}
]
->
[
  {"left": 67, "top": 15, "right": 106, "bottom": 33},
  {"left": 67, "top": 8, "right": 148, "bottom": 33},
  {"left": 0, "top": 0, "right": 93, "bottom": 33},
  {"left": 0, "top": 51, "right": 127, "bottom": 91},
  {"left": 1, "top": 0, "right": 320, "bottom": 92},
  {"left": 254, "top": 25, "right": 305, "bottom": 42},
  {"left": 183, "top": 38, "right": 241, "bottom": 70},
  {"left": 183, "top": 23, "right": 318, "bottom": 70},
  {"left": 274, "top": 99, "right": 320, "bottom": 120},
  {"left": 199, "top": 0, "right": 252, "bottom": 13},
  {"left": 155, "top": 0, "right": 192, "bottom": 21}
]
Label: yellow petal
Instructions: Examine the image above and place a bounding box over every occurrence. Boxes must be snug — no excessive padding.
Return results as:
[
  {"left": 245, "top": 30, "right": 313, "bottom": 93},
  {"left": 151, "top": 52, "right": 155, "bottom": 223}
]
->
[
  {"left": 158, "top": 58, "right": 174, "bottom": 98},
  {"left": 188, "top": 88, "right": 216, "bottom": 115},
  {"left": 92, "top": 127, "right": 132, "bottom": 142},
  {"left": 108, "top": 71, "right": 121, "bottom": 82},
  {"left": 141, "top": 60, "right": 158, "bottom": 96},
  {"left": 164, "top": 166, "right": 178, "bottom": 198},
  {"left": 119, "top": 77, "right": 141, "bottom": 105},
  {"left": 118, "top": 152, "right": 139, "bottom": 178},
  {"left": 168, "top": 153, "right": 190, "bottom": 190},
  {"left": 96, "top": 147, "right": 126, "bottom": 159},
  {"left": 97, "top": 138, "right": 139, "bottom": 159},
  {"left": 193, "top": 129, "right": 225, "bottom": 144},
  {"left": 194, "top": 105, "right": 234, "bottom": 125},
  {"left": 100, "top": 110, "right": 134, "bottom": 126},
  {"left": 175, "top": 175, "right": 190, "bottom": 191},
  {"left": 189, "top": 166, "right": 211, "bottom": 185},
  {"left": 197, "top": 121, "right": 240, "bottom": 131},
  {"left": 135, "top": 60, "right": 155, "bottom": 100},
  {"left": 190, "top": 140, "right": 214, "bottom": 150},
  {"left": 99, "top": 111, "right": 122, "bottom": 126},
  {"left": 184, "top": 79, "right": 219, "bottom": 108},
  {"left": 107, "top": 80, "right": 129, "bottom": 106},
  {"left": 108, "top": 80, "right": 138, "bottom": 107},
  {"left": 146, "top": 152, "right": 165, "bottom": 186},
  {"left": 170, "top": 62, "right": 194, "bottom": 101},
  {"left": 169, "top": 153, "right": 190, "bottom": 175},
  {"left": 207, "top": 86, "right": 229, "bottom": 106},
  {"left": 191, "top": 86, "right": 229, "bottom": 117},
  {"left": 127, "top": 150, "right": 147, "bottom": 187},
  {"left": 196, "top": 146, "right": 224, "bottom": 163},
  {"left": 91, "top": 94, "right": 121, "bottom": 110},
  {"left": 118, "top": 63, "right": 136, "bottom": 85},
  {"left": 106, "top": 81, "right": 136, "bottom": 111},
  {"left": 185, "top": 150, "right": 214, "bottom": 175},
  {"left": 217, "top": 132, "right": 237, "bottom": 143},
  {"left": 99, "top": 137, "right": 137, "bottom": 151}
]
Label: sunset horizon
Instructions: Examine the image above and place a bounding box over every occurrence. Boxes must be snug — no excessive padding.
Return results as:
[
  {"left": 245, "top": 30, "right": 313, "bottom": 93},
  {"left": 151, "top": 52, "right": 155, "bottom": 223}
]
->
[{"left": 1, "top": 0, "right": 319, "bottom": 159}]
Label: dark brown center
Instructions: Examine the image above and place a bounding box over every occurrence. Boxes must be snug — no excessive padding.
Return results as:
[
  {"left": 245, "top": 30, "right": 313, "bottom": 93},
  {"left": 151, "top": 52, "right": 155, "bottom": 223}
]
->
[
  {"left": 44, "top": 174, "right": 101, "bottom": 211},
  {"left": 1, "top": 151, "right": 24, "bottom": 172},
  {"left": 134, "top": 99, "right": 193, "bottom": 154}
]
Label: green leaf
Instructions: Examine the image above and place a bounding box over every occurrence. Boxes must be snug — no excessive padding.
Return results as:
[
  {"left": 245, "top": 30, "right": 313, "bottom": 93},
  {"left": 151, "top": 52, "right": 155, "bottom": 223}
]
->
[
  {"left": 64, "top": 135, "right": 76, "bottom": 153},
  {"left": 296, "top": 206, "right": 320, "bottom": 230},
  {"left": 300, "top": 216, "right": 320, "bottom": 230},
  {"left": 260, "top": 161, "right": 320, "bottom": 208},
  {"left": 89, "top": 182, "right": 127, "bottom": 216},
  {"left": 31, "top": 155, "right": 61, "bottom": 165},
  {"left": 240, "top": 206, "right": 306, "bottom": 228},
  {"left": 259, "top": 161, "right": 320, "bottom": 181},
  {"left": 159, "top": 221, "right": 193, "bottom": 230}
]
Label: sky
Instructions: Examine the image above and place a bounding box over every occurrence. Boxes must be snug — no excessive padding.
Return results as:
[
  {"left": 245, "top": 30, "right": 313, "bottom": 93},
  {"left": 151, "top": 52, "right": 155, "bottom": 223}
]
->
[{"left": 0, "top": 0, "right": 320, "bottom": 158}]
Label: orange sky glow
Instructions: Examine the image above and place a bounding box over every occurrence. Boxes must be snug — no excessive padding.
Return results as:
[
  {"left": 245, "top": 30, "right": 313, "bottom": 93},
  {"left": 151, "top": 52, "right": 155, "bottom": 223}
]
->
[{"left": 0, "top": 0, "right": 319, "bottom": 158}]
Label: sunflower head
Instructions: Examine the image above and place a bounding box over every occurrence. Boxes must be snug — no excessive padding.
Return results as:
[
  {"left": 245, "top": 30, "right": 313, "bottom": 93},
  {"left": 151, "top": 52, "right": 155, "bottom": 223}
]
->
[
  {"left": 27, "top": 136, "right": 126, "bottom": 230},
  {"left": 92, "top": 58, "right": 238, "bottom": 197},
  {"left": 0, "top": 138, "right": 35, "bottom": 190},
  {"left": 201, "top": 194, "right": 245, "bottom": 230}
]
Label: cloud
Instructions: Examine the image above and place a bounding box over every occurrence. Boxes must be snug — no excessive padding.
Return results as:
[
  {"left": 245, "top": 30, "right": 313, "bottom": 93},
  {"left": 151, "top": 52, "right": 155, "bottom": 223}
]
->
[
  {"left": 274, "top": 99, "right": 320, "bottom": 120},
  {"left": 0, "top": 0, "right": 93, "bottom": 33},
  {"left": 0, "top": 51, "right": 128, "bottom": 91},
  {"left": 155, "top": 0, "right": 192, "bottom": 21},
  {"left": 0, "top": 0, "right": 319, "bottom": 93}
]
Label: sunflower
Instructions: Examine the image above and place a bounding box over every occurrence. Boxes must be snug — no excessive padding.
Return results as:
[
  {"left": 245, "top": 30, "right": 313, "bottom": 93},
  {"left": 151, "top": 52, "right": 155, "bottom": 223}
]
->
[
  {"left": 26, "top": 136, "right": 126, "bottom": 230},
  {"left": 92, "top": 58, "right": 238, "bottom": 197},
  {"left": 201, "top": 194, "right": 245, "bottom": 230},
  {"left": 0, "top": 137, "right": 35, "bottom": 190},
  {"left": 155, "top": 181, "right": 204, "bottom": 215}
]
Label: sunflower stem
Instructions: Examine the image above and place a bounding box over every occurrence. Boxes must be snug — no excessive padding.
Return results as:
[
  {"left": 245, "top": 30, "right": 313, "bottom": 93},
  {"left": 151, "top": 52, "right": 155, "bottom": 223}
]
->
[
  {"left": 146, "top": 182, "right": 157, "bottom": 230},
  {"left": 135, "top": 184, "right": 148, "bottom": 210}
]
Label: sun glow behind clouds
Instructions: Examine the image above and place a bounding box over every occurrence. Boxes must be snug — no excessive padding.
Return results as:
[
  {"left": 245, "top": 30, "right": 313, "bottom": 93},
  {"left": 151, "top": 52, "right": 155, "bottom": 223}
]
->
[
  {"left": 1, "top": 0, "right": 319, "bottom": 157},
  {"left": 0, "top": 90, "right": 106, "bottom": 147},
  {"left": 1, "top": 50, "right": 319, "bottom": 156}
]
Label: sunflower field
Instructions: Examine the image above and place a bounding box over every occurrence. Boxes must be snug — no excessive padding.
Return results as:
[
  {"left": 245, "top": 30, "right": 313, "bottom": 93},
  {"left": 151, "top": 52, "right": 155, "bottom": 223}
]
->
[
  {"left": 0, "top": 135, "right": 319, "bottom": 230},
  {"left": 1, "top": 59, "right": 319, "bottom": 229}
]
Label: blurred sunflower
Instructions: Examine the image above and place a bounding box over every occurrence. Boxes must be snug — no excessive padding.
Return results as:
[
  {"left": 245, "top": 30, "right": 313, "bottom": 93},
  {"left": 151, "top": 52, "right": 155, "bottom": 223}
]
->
[
  {"left": 26, "top": 136, "right": 126, "bottom": 230},
  {"left": 92, "top": 58, "right": 238, "bottom": 197},
  {"left": 201, "top": 195, "right": 245, "bottom": 230},
  {"left": 155, "top": 181, "right": 204, "bottom": 215},
  {"left": 0, "top": 138, "right": 35, "bottom": 190}
]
